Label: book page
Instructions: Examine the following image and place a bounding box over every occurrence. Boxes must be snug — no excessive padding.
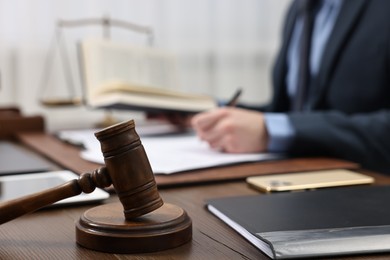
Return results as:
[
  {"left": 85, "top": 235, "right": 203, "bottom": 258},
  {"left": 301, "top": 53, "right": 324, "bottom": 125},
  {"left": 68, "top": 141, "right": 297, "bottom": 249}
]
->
[
  {"left": 80, "top": 38, "right": 179, "bottom": 102},
  {"left": 79, "top": 38, "right": 216, "bottom": 112}
]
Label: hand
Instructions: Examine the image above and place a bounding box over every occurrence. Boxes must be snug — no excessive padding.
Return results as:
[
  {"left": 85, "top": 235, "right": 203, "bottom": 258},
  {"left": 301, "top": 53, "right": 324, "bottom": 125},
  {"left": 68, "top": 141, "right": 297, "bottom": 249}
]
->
[{"left": 191, "top": 107, "right": 269, "bottom": 153}]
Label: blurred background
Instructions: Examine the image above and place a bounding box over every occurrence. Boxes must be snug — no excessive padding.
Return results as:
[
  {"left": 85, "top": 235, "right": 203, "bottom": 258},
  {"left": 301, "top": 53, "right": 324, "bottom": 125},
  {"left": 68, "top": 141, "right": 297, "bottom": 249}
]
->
[{"left": 0, "top": 0, "right": 291, "bottom": 131}]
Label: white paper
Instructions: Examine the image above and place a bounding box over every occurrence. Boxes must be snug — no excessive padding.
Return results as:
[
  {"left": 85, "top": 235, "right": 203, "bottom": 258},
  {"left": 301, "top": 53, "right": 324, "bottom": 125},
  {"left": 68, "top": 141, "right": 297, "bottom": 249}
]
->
[{"left": 58, "top": 128, "right": 282, "bottom": 175}]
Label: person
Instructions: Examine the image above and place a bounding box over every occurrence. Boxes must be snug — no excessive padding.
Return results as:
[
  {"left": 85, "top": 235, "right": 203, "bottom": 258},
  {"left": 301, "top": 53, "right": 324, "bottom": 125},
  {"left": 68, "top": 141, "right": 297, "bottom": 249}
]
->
[{"left": 190, "top": 0, "right": 390, "bottom": 174}]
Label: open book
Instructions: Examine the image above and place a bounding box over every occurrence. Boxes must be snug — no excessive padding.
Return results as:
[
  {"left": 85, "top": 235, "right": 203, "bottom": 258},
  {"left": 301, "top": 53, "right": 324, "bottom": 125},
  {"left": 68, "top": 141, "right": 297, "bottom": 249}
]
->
[{"left": 79, "top": 38, "right": 217, "bottom": 113}]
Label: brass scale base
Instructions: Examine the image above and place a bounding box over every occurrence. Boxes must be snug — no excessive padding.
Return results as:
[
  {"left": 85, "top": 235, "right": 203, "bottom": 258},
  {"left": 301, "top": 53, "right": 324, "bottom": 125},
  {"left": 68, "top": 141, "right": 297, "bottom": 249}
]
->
[{"left": 76, "top": 202, "right": 192, "bottom": 253}]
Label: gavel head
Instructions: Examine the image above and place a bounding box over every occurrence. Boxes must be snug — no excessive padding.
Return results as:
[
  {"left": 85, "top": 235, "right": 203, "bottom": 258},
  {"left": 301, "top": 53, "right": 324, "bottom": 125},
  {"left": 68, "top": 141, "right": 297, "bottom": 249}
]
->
[{"left": 94, "top": 120, "right": 163, "bottom": 219}]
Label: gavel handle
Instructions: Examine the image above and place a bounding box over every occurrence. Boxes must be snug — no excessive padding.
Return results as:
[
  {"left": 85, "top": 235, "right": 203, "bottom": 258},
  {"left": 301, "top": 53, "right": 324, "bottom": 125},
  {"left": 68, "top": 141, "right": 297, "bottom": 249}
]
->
[
  {"left": 0, "top": 180, "right": 85, "bottom": 225},
  {"left": 0, "top": 168, "right": 111, "bottom": 225}
]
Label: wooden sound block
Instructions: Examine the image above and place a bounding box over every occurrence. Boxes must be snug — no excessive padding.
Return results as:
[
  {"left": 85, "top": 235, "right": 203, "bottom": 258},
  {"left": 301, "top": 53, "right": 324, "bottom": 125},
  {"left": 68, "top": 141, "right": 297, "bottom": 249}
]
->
[{"left": 76, "top": 202, "right": 192, "bottom": 253}]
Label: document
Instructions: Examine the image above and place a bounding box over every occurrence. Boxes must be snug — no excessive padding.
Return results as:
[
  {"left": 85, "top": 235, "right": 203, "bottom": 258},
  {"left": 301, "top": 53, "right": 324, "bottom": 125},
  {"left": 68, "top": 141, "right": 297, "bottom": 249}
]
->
[
  {"left": 207, "top": 185, "right": 390, "bottom": 259},
  {"left": 58, "top": 128, "right": 282, "bottom": 174}
]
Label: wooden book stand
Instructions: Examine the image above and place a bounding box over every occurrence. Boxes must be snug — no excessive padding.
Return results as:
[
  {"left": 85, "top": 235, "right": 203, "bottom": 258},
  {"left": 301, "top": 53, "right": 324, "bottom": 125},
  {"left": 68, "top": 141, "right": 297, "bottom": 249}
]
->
[{"left": 0, "top": 120, "right": 192, "bottom": 253}]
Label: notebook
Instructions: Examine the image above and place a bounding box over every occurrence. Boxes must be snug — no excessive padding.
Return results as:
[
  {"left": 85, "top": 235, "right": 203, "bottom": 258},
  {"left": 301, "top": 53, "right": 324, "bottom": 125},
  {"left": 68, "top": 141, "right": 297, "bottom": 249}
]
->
[{"left": 207, "top": 185, "right": 390, "bottom": 259}]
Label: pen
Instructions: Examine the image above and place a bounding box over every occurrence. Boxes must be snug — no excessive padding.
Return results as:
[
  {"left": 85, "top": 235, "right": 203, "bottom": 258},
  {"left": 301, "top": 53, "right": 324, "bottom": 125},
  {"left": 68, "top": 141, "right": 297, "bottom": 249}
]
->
[{"left": 226, "top": 88, "right": 242, "bottom": 107}]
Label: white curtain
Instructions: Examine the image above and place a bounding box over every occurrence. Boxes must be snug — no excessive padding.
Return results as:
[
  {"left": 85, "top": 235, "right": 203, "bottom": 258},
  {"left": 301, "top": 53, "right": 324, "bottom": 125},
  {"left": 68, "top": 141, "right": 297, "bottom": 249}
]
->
[{"left": 0, "top": 0, "right": 291, "bottom": 130}]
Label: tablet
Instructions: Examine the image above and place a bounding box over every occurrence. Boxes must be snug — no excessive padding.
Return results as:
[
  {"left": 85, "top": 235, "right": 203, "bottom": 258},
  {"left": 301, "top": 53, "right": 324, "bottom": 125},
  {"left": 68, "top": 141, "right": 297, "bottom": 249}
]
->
[
  {"left": 246, "top": 169, "right": 374, "bottom": 192},
  {"left": 0, "top": 170, "right": 110, "bottom": 206},
  {"left": 0, "top": 141, "right": 51, "bottom": 176}
]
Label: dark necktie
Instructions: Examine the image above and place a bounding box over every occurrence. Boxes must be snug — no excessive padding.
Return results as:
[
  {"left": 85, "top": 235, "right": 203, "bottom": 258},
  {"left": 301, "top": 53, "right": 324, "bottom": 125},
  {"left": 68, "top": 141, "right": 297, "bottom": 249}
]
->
[{"left": 293, "top": 0, "right": 317, "bottom": 111}]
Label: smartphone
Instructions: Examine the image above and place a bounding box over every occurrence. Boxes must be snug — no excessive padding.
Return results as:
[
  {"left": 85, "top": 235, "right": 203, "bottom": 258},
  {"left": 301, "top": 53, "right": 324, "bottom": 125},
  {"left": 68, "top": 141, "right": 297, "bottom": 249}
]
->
[{"left": 246, "top": 169, "right": 374, "bottom": 192}]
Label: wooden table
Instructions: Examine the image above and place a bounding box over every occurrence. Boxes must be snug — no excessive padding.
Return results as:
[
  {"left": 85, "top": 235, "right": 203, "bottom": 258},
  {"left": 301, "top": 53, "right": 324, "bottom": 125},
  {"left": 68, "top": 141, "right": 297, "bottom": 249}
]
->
[
  {"left": 1, "top": 169, "right": 390, "bottom": 259},
  {"left": 2, "top": 135, "right": 390, "bottom": 259}
]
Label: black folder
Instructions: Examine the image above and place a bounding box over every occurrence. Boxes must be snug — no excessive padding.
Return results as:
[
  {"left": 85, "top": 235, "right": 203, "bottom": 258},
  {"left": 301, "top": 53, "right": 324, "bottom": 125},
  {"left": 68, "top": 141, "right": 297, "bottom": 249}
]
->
[{"left": 206, "top": 185, "right": 390, "bottom": 259}]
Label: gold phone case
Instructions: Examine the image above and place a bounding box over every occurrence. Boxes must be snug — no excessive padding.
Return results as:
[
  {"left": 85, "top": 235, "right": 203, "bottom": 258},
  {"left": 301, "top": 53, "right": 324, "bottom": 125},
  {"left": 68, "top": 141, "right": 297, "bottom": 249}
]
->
[{"left": 246, "top": 169, "right": 374, "bottom": 192}]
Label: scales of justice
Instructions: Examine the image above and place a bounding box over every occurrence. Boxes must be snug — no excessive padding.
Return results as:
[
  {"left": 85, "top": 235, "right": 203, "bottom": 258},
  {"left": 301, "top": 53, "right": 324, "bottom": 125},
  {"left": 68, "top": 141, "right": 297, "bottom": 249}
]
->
[
  {"left": 0, "top": 119, "right": 192, "bottom": 253},
  {"left": 0, "top": 18, "right": 192, "bottom": 253},
  {"left": 38, "top": 16, "right": 156, "bottom": 126}
]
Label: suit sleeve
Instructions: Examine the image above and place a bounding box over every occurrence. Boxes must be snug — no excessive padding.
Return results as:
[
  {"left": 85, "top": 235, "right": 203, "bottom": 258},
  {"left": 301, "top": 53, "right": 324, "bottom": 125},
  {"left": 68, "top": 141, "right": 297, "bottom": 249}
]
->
[{"left": 288, "top": 110, "right": 390, "bottom": 173}]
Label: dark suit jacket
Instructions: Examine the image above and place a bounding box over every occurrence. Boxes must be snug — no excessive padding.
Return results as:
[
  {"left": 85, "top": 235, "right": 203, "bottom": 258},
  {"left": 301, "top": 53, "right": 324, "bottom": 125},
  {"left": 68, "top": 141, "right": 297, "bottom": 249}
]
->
[{"left": 269, "top": 0, "right": 390, "bottom": 173}]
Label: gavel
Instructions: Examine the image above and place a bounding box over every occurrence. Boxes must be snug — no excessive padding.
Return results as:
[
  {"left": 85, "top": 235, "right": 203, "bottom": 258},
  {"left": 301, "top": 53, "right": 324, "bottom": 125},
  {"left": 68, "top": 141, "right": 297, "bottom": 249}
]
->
[{"left": 0, "top": 120, "right": 192, "bottom": 253}]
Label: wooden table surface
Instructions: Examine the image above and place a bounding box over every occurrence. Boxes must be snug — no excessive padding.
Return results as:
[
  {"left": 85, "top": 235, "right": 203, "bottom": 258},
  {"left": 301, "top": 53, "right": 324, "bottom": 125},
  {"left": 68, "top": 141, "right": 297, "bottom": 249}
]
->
[{"left": 1, "top": 169, "right": 390, "bottom": 260}]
